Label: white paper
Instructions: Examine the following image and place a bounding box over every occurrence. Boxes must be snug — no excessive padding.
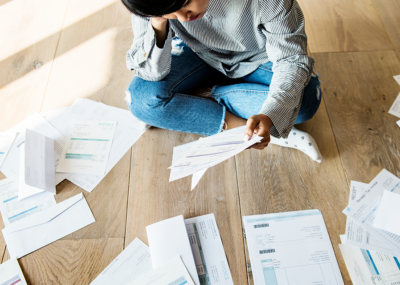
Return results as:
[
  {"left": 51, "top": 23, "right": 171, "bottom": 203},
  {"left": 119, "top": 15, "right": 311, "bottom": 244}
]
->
[
  {"left": 373, "top": 191, "right": 400, "bottom": 235},
  {"left": 0, "top": 175, "right": 56, "bottom": 227},
  {"left": 2, "top": 193, "right": 95, "bottom": 259},
  {"left": 0, "top": 113, "right": 70, "bottom": 184},
  {"left": 57, "top": 120, "right": 117, "bottom": 175},
  {"left": 24, "top": 129, "right": 56, "bottom": 193},
  {"left": 394, "top": 75, "right": 400, "bottom": 86},
  {"left": 0, "top": 258, "right": 27, "bottom": 285},
  {"left": 389, "top": 93, "right": 400, "bottom": 118},
  {"left": 397, "top": 120, "right": 400, "bottom": 128},
  {"left": 343, "top": 181, "right": 395, "bottom": 256},
  {"left": 90, "top": 238, "right": 152, "bottom": 285},
  {"left": 339, "top": 244, "right": 400, "bottom": 285},
  {"left": 40, "top": 106, "right": 70, "bottom": 131},
  {"left": 64, "top": 100, "right": 148, "bottom": 192},
  {"left": 128, "top": 256, "right": 195, "bottom": 285},
  {"left": 343, "top": 169, "right": 400, "bottom": 256},
  {"left": 191, "top": 168, "right": 207, "bottom": 190},
  {"left": 0, "top": 132, "right": 17, "bottom": 168},
  {"left": 243, "top": 209, "right": 344, "bottom": 285},
  {"left": 146, "top": 215, "right": 200, "bottom": 285},
  {"left": 185, "top": 214, "right": 233, "bottom": 285}
]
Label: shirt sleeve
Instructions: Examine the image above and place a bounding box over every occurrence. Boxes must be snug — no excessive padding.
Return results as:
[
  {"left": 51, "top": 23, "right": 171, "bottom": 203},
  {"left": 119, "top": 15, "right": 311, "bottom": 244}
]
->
[
  {"left": 258, "top": 0, "right": 315, "bottom": 138},
  {"left": 126, "top": 14, "right": 173, "bottom": 81}
]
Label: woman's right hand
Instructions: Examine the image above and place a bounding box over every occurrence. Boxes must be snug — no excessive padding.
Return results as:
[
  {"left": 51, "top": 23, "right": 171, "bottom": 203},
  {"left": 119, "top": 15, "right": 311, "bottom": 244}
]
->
[{"left": 151, "top": 17, "right": 168, "bottom": 48}]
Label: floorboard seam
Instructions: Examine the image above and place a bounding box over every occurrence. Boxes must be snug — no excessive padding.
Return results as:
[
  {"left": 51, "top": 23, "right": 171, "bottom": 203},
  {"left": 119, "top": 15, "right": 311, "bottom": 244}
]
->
[{"left": 123, "top": 148, "right": 134, "bottom": 249}]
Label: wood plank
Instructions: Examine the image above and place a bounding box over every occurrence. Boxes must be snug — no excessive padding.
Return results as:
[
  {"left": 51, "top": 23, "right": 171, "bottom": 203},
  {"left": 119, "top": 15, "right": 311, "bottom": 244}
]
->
[
  {"left": 126, "top": 128, "right": 248, "bottom": 284},
  {"left": 370, "top": 0, "right": 400, "bottom": 60},
  {"left": 2, "top": 238, "right": 123, "bottom": 284},
  {"left": 0, "top": 0, "right": 69, "bottom": 131},
  {"left": 298, "top": 0, "right": 392, "bottom": 53},
  {"left": 315, "top": 51, "right": 400, "bottom": 182},
  {"left": 41, "top": 0, "right": 133, "bottom": 111},
  {"left": 236, "top": 98, "right": 351, "bottom": 284}
]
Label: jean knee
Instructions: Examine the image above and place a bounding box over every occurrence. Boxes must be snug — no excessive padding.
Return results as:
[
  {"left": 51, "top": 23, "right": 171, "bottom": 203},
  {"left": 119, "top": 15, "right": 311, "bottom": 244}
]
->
[{"left": 126, "top": 76, "right": 170, "bottom": 124}]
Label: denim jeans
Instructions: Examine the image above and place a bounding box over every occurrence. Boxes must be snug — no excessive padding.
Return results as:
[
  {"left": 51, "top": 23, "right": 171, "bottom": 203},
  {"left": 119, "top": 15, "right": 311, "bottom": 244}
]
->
[{"left": 127, "top": 38, "right": 321, "bottom": 136}]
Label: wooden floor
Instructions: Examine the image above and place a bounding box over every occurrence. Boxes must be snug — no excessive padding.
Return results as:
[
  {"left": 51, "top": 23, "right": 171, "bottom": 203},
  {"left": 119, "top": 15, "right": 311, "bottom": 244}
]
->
[{"left": 1, "top": 0, "right": 400, "bottom": 283}]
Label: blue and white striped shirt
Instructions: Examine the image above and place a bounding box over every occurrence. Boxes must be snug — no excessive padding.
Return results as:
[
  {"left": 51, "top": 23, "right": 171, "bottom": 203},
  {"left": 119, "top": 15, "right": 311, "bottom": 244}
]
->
[{"left": 126, "top": 0, "right": 314, "bottom": 138}]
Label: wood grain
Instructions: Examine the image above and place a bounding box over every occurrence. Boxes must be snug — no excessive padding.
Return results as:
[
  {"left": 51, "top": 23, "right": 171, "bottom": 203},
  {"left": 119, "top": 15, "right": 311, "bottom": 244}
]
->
[
  {"left": 41, "top": 0, "right": 133, "bottom": 112},
  {"left": 236, "top": 98, "right": 352, "bottom": 284},
  {"left": 315, "top": 51, "right": 400, "bottom": 183},
  {"left": 298, "top": 0, "right": 392, "bottom": 53},
  {"left": 370, "top": 0, "right": 400, "bottom": 60},
  {"left": 126, "top": 128, "right": 248, "bottom": 284},
  {"left": 3, "top": 238, "right": 123, "bottom": 285}
]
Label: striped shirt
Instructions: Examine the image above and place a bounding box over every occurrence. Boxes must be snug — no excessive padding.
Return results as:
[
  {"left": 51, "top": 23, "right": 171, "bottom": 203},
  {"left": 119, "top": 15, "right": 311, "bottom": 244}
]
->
[{"left": 126, "top": 0, "right": 315, "bottom": 138}]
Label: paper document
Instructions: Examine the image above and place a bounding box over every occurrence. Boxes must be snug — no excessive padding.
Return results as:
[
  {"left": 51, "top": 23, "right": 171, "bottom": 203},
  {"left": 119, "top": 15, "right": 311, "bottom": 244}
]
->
[
  {"left": 389, "top": 93, "right": 400, "bottom": 118},
  {"left": 0, "top": 175, "right": 56, "bottom": 227},
  {"left": 2, "top": 193, "right": 95, "bottom": 259},
  {"left": 128, "top": 256, "right": 195, "bottom": 285},
  {"left": 0, "top": 113, "right": 69, "bottom": 184},
  {"left": 24, "top": 129, "right": 56, "bottom": 193},
  {"left": 342, "top": 181, "right": 394, "bottom": 256},
  {"left": 343, "top": 169, "right": 400, "bottom": 256},
  {"left": 339, "top": 244, "right": 400, "bottom": 285},
  {"left": 40, "top": 106, "right": 70, "bottom": 131},
  {"left": 394, "top": 75, "right": 400, "bottom": 86},
  {"left": 90, "top": 238, "right": 152, "bottom": 285},
  {"left": 0, "top": 132, "right": 17, "bottom": 167},
  {"left": 146, "top": 215, "right": 200, "bottom": 285},
  {"left": 185, "top": 214, "right": 233, "bottom": 285},
  {"left": 373, "top": 191, "right": 400, "bottom": 235},
  {"left": 57, "top": 120, "right": 117, "bottom": 175},
  {"left": 243, "top": 209, "right": 344, "bottom": 285},
  {"left": 0, "top": 258, "right": 27, "bottom": 285}
]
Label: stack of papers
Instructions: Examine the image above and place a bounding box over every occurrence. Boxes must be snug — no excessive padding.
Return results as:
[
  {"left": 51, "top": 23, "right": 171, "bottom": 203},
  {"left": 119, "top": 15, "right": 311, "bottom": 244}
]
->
[
  {"left": 243, "top": 210, "right": 344, "bottom": 285},
  {"left": 340, "top": 169, "right": 400, "bottom": 284},
  {"left": 169, "top": 126, "right": 262, "bottom": 190},
  {"left": 92, "top": 214, "right": 234, "bottom": 285}
]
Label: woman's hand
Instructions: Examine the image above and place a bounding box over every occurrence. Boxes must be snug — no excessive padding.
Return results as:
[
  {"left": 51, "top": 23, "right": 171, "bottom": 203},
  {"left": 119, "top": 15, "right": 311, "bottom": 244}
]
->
[
  {"left": 151, "top": 17, "right": 168, "bottom": 48},
  {"left": 244, "top": 114, "right": 273, "bottom": 150}
]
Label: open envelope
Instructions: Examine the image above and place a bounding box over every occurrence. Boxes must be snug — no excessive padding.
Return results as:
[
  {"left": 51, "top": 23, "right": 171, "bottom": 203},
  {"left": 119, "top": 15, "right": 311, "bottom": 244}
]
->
[{"left": 2, "top": 193, "right": 95, "bottom": 259}]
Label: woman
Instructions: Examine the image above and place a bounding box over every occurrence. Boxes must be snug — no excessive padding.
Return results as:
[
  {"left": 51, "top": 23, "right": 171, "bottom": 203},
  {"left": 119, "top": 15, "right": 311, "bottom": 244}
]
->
[{"left": 122, "top": 0, "right": 322, "bottom": 160}]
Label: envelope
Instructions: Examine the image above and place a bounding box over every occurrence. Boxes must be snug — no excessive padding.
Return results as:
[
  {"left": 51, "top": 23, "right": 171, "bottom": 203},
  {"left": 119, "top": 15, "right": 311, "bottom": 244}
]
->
[{"left": 2, "top": 193, "right": 95, "bottom": 259}]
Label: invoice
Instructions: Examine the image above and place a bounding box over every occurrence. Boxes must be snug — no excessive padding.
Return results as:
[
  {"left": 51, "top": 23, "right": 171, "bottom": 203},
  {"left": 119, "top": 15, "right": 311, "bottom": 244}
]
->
[
  {"left": 243, "top": 209, "right": 344, "bottom": 285},
  {"left": 57, "top": 120, "right": 117, "bottom": 175}
]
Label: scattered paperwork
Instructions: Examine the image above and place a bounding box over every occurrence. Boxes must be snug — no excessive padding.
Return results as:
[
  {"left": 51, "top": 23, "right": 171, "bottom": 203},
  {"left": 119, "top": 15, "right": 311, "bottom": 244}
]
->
[
  {"left": 90, "top": 238, "right": 152, "bottom": 285},
  {"left": 243, "top": 209, "right": 344, "bottom": 285},
  {"left": 0, "top": 175, "right": 55, "bottom": 227},
  {"left": 0, "top": 132, "right": 17, "bottom": 167},
  {"left": 373, "top": 191, "right": 400, "bottom": 236},
  {"left": 146, "top": 215, "right": 200, "bottom": 285},
  {"left": 24, "top": 129, "right": 56, "bottom": 193},
  {"left": 339, "top": 243, "right": 400, "bottom": 285},
  {"left": 169, "top": 126, "right": 262, "bottom": 185},
  {"left": 0, "top": 258, "right": 27, "bottom": 285},
  {"left": 342, "top": 169, "right": 400, "bottom": 256},
  {"left": 57, "top": 120, "right": 117, "bottom": 175},
  {"left": 128, "top": 256, "right": 195, "bottom": 285},
  {"left": 389, "top": 93, "right": 400, "bottom": 118},
  {"left": 185, "top": 214, "right": 233, "bottom": 285},
  {"left": 2, "top": 193, "right": 95, "bottom": 259}
]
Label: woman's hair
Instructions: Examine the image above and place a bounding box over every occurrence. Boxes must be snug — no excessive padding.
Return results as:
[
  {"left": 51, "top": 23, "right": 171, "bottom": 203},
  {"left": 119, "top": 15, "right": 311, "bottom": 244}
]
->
[{"left": 121, "top": 0, "right": 186, "bottom": 17}]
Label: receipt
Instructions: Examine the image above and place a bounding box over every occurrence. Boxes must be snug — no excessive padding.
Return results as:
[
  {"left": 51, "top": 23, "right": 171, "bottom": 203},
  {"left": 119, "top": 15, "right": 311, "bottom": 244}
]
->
[{"left": 57, "top": 121, "right": 117, "bottom": 175}]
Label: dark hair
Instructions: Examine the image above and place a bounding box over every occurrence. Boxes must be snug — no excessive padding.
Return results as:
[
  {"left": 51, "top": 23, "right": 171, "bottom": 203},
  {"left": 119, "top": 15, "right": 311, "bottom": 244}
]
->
[{"left": 121, "top": 0, "right": 186, "bottom": 17}]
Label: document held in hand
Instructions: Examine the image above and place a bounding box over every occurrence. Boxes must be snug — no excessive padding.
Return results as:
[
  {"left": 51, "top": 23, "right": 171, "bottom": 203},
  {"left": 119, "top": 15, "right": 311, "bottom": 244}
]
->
[
  {"left": 57, "top": 121, "right": 117, "bottom": 175},
  {"left": 146, "top": 215, "right": 200, "bottom": 285},
  {"left": 2, "top": 193, "right": 95, "bottom": 259}
]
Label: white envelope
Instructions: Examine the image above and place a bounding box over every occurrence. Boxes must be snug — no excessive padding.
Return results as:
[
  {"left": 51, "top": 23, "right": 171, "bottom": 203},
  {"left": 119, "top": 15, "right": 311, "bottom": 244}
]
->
[{"left": 2, "top": 193, "right": 95, "bottom": 259}]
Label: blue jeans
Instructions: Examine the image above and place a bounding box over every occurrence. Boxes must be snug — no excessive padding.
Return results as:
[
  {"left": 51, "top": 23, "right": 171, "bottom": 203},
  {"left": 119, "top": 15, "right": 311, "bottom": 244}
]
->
[{"left": 127, "top": 38, "right": 321, "bottom": 136}]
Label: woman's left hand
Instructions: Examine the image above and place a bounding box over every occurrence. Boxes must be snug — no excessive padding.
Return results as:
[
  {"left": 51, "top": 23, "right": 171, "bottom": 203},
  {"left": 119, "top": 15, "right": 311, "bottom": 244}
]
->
[{"left": 244, "top": 114, "right": 273, "bottom": 150}]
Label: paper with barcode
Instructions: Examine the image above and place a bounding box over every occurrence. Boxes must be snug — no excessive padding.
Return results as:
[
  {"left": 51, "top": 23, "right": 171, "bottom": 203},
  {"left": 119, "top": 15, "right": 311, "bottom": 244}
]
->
[
  {"left": 57, "top": 121, "right": 117, "bottom": 175},
  {"left": 389, "top": 93, "right": 400, "bottom": 118},
  {"left": 185, "top": 214, "right": 234, "bottom": 285},
  {"left": 243, "top": 210, "right": 344, "bottom": 285}
]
